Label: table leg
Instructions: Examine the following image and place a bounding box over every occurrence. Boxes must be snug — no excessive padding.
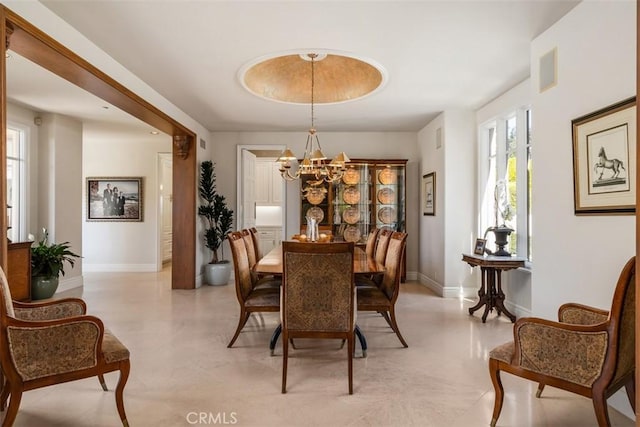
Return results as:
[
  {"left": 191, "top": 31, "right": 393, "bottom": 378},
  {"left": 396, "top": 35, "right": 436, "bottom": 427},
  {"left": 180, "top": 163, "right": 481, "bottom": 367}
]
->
[
  {"left": 482, "top": 269, "right": 496, "bottom": 323},
  {"left": 469, "top": 267, "right": 488, "bottom": 316},
  {"left": 269, "top": 324, "right": 282, "bottom": 356},
  {"left": 494, "top": 271, "right": 516, "bottom": 323}
]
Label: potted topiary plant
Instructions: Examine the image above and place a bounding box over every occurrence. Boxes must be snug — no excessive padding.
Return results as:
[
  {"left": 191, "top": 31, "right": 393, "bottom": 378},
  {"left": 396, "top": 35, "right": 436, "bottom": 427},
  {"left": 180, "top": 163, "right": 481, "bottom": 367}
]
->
[
  {"left": 31, "top": 228, "right": 81, "bottom": 300},
  {"left": 198, "top": 161, "right": 234, "bottom": 285}
]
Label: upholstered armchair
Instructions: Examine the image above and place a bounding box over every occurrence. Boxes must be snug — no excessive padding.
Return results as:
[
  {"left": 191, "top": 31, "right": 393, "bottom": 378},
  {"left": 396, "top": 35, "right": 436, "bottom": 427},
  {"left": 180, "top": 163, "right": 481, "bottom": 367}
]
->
[
  {"left": 0, "top": 268, "right": 130, "bottom": 426},
  {"left": 488, "top": 257, "right": 635, "bottom": 427}
]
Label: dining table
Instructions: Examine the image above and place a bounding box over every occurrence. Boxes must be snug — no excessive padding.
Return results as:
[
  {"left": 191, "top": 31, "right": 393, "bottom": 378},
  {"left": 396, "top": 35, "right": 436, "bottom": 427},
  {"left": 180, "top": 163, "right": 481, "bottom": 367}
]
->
[{"left": 254, "top": 242, "right": 385, "bottom": 357}]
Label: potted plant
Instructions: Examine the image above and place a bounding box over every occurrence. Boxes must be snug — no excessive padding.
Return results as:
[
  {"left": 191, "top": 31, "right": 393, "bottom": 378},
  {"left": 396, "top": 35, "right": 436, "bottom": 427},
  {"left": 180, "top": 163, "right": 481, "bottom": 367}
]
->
[
  {"left": 31, "top": 229, "right": 81, "bottom": 300},
  {"left": 198, "top": 161, "right": 234, "bottom": 285}
]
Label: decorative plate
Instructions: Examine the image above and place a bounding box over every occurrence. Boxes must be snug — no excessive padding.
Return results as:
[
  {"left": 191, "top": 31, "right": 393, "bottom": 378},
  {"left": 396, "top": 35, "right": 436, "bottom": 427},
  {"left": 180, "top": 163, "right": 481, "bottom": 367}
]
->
[
  {"left": 305, "top": 187, "right": 326, "bottom": 205},
  {"left": 343, "top": 186, "right": 361, "bottom": 205},
  {"left": 342, "top": 168, "right": 360, "bottom": 185},
  {"left": 378, "top": 168, "right": 397, "bottom": 185},
  {"left": 378, "top": 206, "right": 397, "bottom": 224},
  {"left": 377, "top": 187, "right": 395, "bottom": 205},
  {"left": 342, "top": 206, "right": 360, "bottom": 224},
  {"left": 343, "top": 225, "right": 362, "bottom": 243},
  {"left": 306, "top": 206, "right": 324, "bottom": 223}
]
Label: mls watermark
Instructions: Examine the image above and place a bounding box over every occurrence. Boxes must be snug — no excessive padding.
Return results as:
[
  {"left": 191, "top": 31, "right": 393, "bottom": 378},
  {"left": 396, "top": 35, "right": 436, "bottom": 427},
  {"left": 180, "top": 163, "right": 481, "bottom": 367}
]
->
[{"left": 186, "top": 412, "right": 238, "bottom": 425}]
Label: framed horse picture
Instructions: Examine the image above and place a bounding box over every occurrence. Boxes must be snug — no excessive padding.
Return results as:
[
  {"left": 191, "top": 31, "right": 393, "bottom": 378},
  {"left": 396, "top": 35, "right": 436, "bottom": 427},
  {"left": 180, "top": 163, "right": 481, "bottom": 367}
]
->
[{"left": 572, "top": 97, "right": 636, "bottom": 215}]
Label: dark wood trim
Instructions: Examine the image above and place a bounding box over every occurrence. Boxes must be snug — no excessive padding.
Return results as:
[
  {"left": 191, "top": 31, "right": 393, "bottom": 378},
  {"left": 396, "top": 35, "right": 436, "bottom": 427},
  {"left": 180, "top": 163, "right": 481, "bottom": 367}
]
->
[
  {"left": 1, "top": 5, "right": 196, "bottom": 289},
  {"left": 0, "top": 7, "right": 8, "bottom": 271},
  {"left": 636, "top": 0, "right": 639, "bottom": 414}
]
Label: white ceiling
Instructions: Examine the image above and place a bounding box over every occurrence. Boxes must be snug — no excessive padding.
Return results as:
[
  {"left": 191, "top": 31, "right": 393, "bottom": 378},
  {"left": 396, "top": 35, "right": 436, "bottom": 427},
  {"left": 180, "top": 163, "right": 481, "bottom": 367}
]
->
[{"left": 9, "top": 1, "right": 579, "bottom": 134}]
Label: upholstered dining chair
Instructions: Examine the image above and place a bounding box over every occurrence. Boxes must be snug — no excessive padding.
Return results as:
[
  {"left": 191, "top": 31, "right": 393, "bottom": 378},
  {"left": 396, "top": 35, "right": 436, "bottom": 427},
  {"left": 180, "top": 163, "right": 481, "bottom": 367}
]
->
[
  {"left": 248, "top": 227, "right": 263, "bottom": 260},
  {"left": 374, "top": 228, "right": 392, "bottom": 267},
  {"left": 241, "top": 229, "right": 280, "bottom": 290},
  {"left": 227, "top": 231, "right": 280, "bottom": 348},
  {"left": 365, "top": 228, "right": 380, "bottom": 258},
  {"left": 0, "top": 267, "right": 130, "bottom": 426},
  {"left": 357, "top": 231, "right": 408, "bottom": 348},
  {"left": 355, "top": 228, "right": 381, "bottom": 288},
  {"left": 488, "top": 256, "right": 635, "bottom": 427},
  {"left": 281, "top": 241, "right": 356, "bottom": 394}
]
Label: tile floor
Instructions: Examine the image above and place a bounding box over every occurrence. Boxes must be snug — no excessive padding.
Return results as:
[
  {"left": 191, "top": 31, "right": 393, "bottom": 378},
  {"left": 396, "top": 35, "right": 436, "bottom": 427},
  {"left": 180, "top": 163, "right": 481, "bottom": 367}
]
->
[{"left": 8, "top": 267, "right": 635, "bottom": 426}]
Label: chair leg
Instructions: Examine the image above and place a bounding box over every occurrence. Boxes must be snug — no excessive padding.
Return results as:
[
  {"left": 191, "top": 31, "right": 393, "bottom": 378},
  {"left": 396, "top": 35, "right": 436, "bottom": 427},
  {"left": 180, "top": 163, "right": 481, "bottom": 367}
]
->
[
  {"left": 281, "top": 331, "right": 289, "bottom": 394},
  {"left": 348, "top": 334, "right": 354, "bottom": 395},
  {"left": 592, "top": 388, "right": 611, "bottom": 427},
  {"left": 380, "top": 311, "right": 392, "bottom": 327},
  {"left": 98, "top": 374, "right": 108, "bottom": 391},
  {"left": 489, "top": 359, "right": 504, "bottom": 427},
  {"left": 624, "top": 373, "right": 635, "bottom": 413},
  {"left": 536, "top": 383, "right": 545, "bottom": 398},
  {"left": 115, "top": 361, "right": 130, "bottom": 427},
  {"left": 2, "top": 384, "right": 22, "bottom": 427},
  {"left": 388, "top": 308, "right": 408, "bottom": 348},
  {"left": 0, "top": 379, "right": 7, "bottom": 412},
  {"left": 227, "top": 310, "right": 251, "bottom": 348}
]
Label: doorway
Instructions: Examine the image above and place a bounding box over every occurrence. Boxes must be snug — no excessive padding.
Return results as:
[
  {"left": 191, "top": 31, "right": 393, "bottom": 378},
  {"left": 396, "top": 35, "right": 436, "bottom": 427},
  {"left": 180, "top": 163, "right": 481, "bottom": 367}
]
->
[
  {"left": 237, "top": 145, "right": 287, "bottom": 247},
  {"left": 158, "top": 153, "right": 173, "bottom": 269}
]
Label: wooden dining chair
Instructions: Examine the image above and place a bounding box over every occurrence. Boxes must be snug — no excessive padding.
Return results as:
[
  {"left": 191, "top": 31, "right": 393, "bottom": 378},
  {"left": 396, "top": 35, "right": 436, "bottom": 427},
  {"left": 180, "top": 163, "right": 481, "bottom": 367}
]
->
[
  {"left": 248, "top": 227, "right": 263, "bottom": 260},
  {"left": 357, "top": 231, "right": 408, "bottom": 348},
  {"left": 227, "top": 231, "right": 280, "bottom": 348},
  {"left": 488, "top": 256, "right": 635, "bottom": 427},
  {"left": 356, "top": 228, "right": 381, "bottom": 288},
  {"left": 0, "top": 267, "right": 130, "bottom": 426},
  {"left": 281, "top": 241, "right": 356, "bottom": 394},
  {"left": 374, "top": 228, "right": 392, "bottom": 267},
  {"left": 242, "top": 229, "right": 280, "bottom": 290}
]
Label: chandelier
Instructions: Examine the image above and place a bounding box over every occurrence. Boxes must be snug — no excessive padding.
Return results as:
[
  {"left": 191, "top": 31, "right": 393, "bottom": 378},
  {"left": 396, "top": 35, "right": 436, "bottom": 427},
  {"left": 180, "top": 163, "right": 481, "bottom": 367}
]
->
[{"left": 277, "top": 53, "right": 350, "bottom": 183}]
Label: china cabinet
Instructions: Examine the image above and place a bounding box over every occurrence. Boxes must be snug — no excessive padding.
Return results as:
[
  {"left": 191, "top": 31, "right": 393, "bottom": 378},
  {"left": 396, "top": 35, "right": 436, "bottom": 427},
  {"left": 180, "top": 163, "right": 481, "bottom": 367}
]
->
[{"left": 299, "top": 159, "right": 407, "bottom": 244}]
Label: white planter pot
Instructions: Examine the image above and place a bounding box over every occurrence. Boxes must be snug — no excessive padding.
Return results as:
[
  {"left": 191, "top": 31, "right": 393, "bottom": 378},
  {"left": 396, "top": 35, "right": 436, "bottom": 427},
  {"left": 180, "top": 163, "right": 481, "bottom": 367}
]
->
[{"left": 204, "top": 262, "right": 231, "bottom": 286}]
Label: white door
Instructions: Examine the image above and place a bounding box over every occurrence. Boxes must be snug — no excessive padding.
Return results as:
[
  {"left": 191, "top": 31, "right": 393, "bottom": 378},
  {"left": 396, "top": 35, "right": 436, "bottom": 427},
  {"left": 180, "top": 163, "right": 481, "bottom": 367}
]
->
[
  {"left": 159, "top": 154, "right": 173, "bottom": 264},
  {"left": 241, "top": 149, "right": 257, "bottom": 229}
]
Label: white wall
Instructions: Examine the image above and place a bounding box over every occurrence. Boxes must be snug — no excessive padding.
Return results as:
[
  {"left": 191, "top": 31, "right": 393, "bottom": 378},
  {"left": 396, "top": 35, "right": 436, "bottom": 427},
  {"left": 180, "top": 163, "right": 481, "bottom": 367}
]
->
[
  {"left": 417, "top": 115, "right": 445, "bottom": 291},
  {"left": 38, "top": 113, "right": 84, "bottom": 290},
  {"left": 531, "top": 1, "right": 635, "bottom": 419},
  {"left": 531, "top": 1, "right": 635, "bottom": 317},
  {"left": 82, "top": 126, "right": 172, "bottom": 271},
  {"left": 210, "top": 131, "right": 421, "bottom": 276},
  {"left": 417, "top": 111, "right": 477, "bottom": 297}
]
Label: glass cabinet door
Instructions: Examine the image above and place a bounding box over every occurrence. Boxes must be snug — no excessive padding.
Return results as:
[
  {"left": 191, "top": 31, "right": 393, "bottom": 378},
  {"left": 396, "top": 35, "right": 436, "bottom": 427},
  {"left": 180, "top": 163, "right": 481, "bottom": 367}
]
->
[
  {"left": 331, "top": 163, "right": 370, "bottom": 243},
  {"left": 373, "top": 164, "right": 405, "bottom": 233}
]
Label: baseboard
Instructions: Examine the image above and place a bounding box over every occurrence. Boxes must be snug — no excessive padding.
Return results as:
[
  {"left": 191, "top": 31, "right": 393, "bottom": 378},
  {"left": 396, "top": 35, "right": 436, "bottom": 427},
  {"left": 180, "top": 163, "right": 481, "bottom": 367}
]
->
[
  {"left": 57, "top": 275, "right": 83, "bottom": 293},
  {"left": 83, "top": 264, "right": 157, "bottom": 272},
  {"left": 405, "top": 270, "right": 418, "bottom": 281},
  {"left": 418, "top": 272, "right": 461, "bottom": 297},
  {"left": 504, "top": 300, "right": 531, "bottom": 318}
]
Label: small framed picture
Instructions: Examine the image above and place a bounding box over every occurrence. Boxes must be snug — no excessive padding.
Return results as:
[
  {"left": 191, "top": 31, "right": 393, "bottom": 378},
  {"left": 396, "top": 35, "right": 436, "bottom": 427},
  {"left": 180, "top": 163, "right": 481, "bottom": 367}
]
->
[
  {"left": 86, "top": 177, "right": 144, "bottom": 222},
  {"left": 473, "top": 238, "right": 487, "bottom": 255},
  {"left": 422, "top": 172, "right": 435, "bottom": 216}
]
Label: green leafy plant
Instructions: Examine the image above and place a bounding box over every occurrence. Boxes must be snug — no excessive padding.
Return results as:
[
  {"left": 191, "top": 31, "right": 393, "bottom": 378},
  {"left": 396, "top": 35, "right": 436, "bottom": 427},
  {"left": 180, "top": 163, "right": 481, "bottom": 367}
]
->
[
  {"left": 31, "top": 229, "right": 81, "bottom": 278},
  {"left": 198, "top": 161, "right": 234, "bottom": 264}
]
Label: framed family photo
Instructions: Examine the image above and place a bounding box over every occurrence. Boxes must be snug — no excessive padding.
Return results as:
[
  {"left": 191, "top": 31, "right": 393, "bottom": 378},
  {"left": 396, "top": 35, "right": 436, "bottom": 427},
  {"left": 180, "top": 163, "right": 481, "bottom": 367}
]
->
[
  {"left": 422, "top": 172, "right": 435, "bottom": 216},
  {"left": 473, "top": 238, "right": 487, "bottom": 255},
  {"left": 86, "top": 177, "right": 144, "bottom": 222},
  {"left": 572, "top": 97, "right": 636, "bottom": 215}
]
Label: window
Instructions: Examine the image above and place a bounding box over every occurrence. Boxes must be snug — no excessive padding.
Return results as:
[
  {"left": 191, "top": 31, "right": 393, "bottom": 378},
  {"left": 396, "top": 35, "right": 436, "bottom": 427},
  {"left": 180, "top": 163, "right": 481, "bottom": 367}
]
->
[
  {"left": 6, "top": 125, "right": 27, "bottom": 243},
  {"left": 479, "top": 107, "right": 532, "bottom": 262}
]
